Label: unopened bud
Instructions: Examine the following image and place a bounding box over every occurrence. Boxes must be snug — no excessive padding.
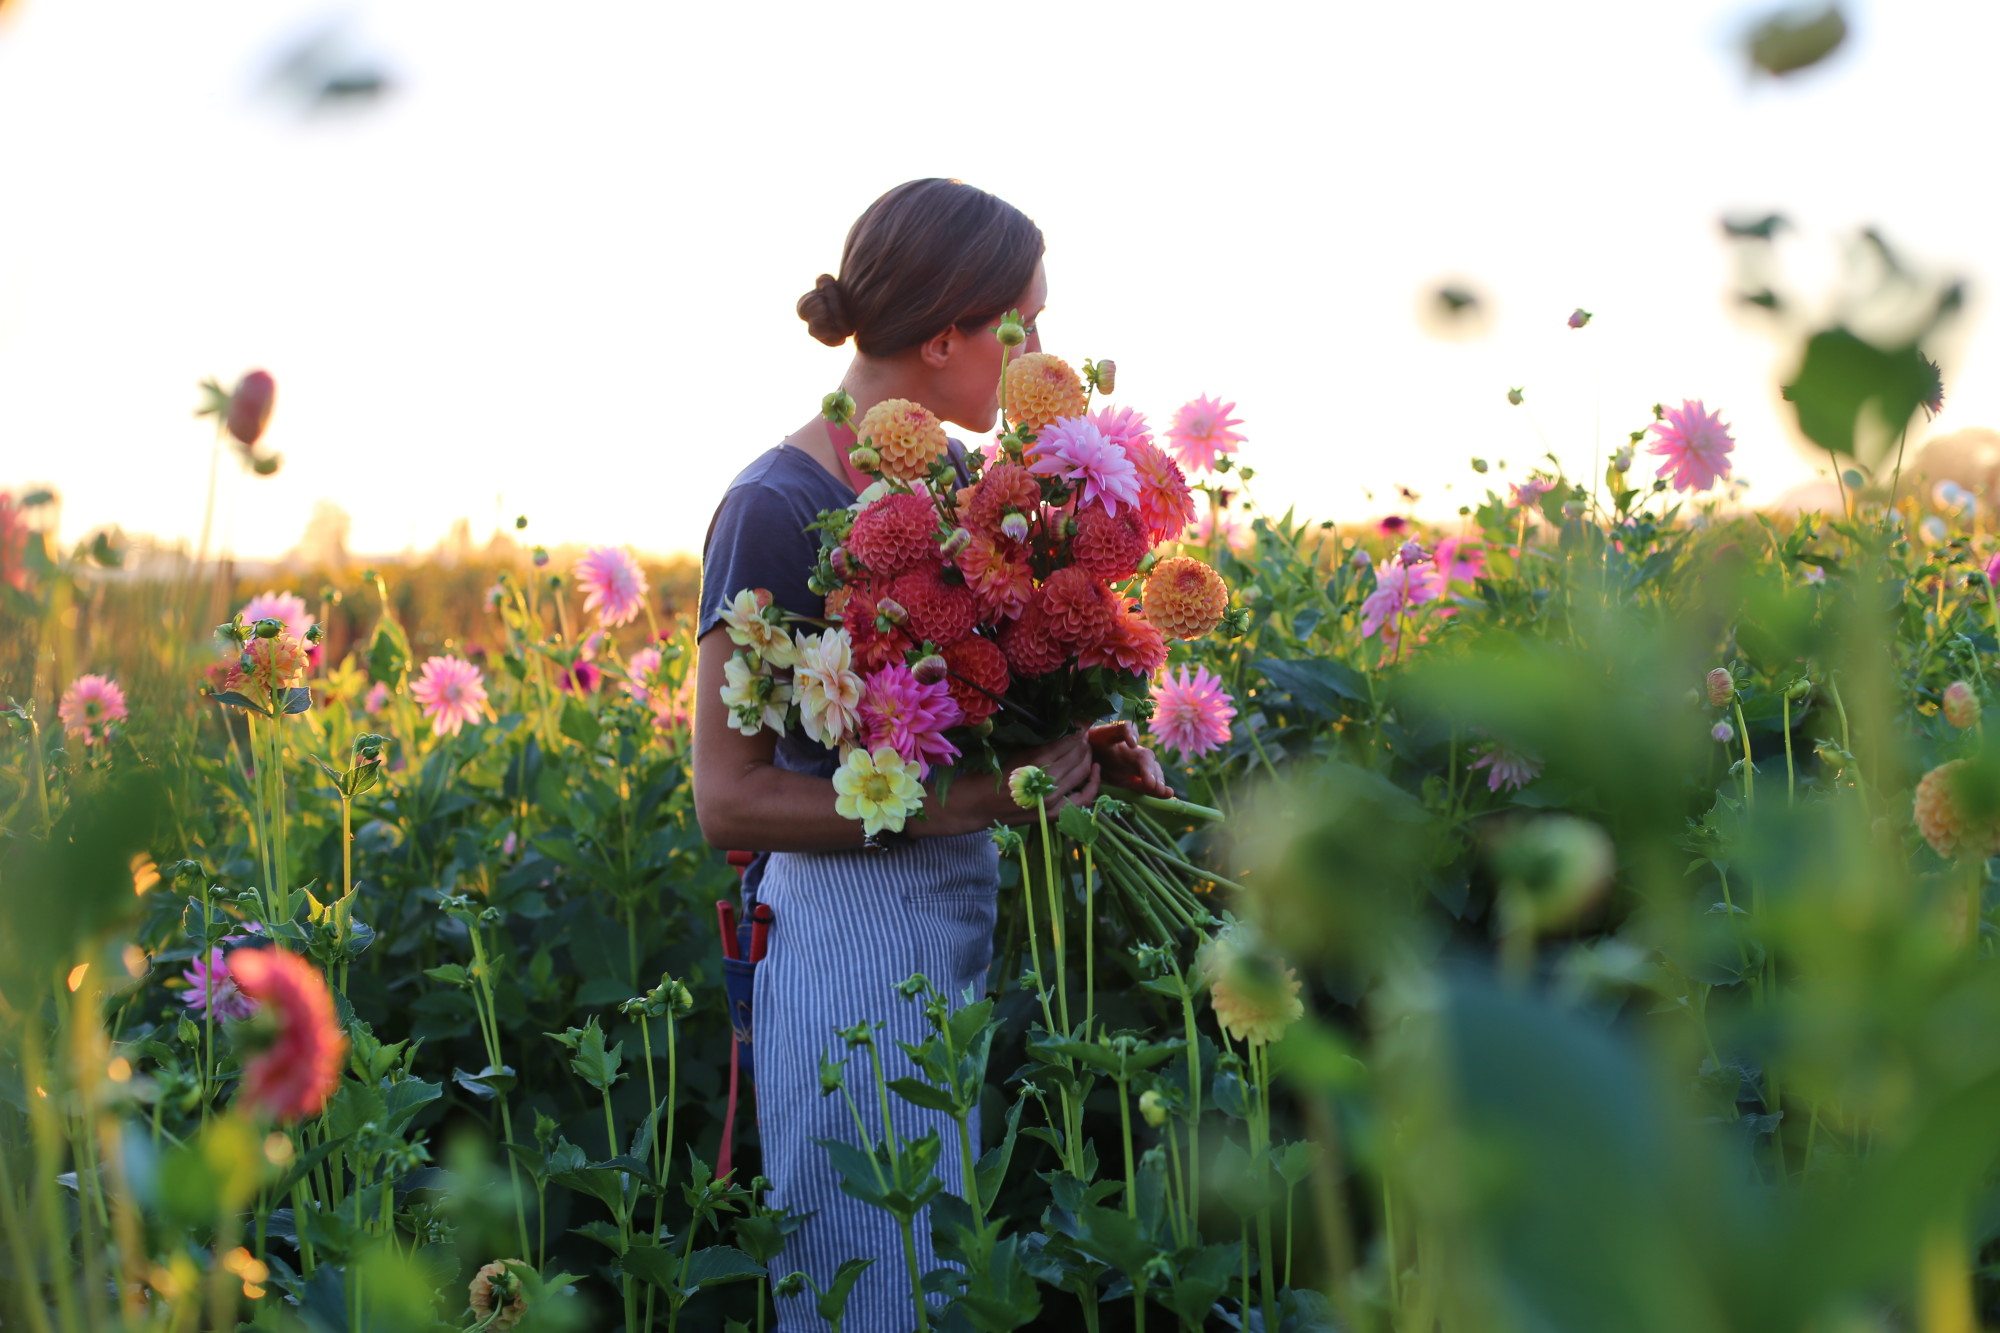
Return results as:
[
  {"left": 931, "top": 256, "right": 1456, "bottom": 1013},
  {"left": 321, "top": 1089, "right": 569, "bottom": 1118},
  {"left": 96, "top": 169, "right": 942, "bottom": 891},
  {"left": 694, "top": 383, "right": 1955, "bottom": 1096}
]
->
[
  {"left": 995, "top": 314, "right": 1027, "bottom": 348},
  {"left": 226, "top": 370, "right": 276, "bottom": 447},
  {"left": 911, "top": 654, "right": 948, "bottom": 685},
  {"left": 849, "top": 445, "right": 881, "bottom": 473},
  {"left": 821, "top": 390, "right": 856, "bottom": 425},
  {"left": 1612, "top": 445, "right": 1634, "bottom": 472},
  {"left": 941, "top": 527, "right": 970, "bottom": 558},
  {"left": 305, "top": 623, "right": 324, "bottom": 645},
  {"left": 1711, "top": 720, "right": 1735, "bottom": 744},
  {"left": 533, "top": 546, "right": 550, "bottom": 568},
  {"left": 1000, "top": 512, "right": 1030, "bottom": 543},
  {"left": 829, "top": 546, "right": 853, "bottom": 579},
  {"left": 1138, "top": 1089, "right": 1167, "bottom": 1128},
  {"left": 1087, "top": 358, "right": 1116, "bottom": 394},
  {"left": 1944, "top": 680, "right": 1981, "bottom": 729},
  {"left": 1351, "top": 547, "right": 1372, "bottom": 570},
  {"left": 1507, "top": 386, "right": 1525, "bottom": 406},
  {"left": 1706, "top": 668, "right": 1735, "bottom": 708},
  {"left": 876, "top": 597, "right": 908, "bottom": 627},
  {"left": 1398, "top": 539, "right": 1428, "bottom": 566},
  {"left": 1568, "top": 308, "right": 1592, "bottom": 329},
  {"left": 254, "top": 618, "right": 282, "bottom": 639}
]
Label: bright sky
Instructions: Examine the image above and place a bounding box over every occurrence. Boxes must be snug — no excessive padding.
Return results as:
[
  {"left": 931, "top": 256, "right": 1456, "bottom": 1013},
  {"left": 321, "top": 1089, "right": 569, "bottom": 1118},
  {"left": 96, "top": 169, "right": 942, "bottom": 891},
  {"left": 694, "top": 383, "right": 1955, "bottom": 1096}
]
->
[{"left": 2, "top": 0, "right": 1995, "bottom": 560}]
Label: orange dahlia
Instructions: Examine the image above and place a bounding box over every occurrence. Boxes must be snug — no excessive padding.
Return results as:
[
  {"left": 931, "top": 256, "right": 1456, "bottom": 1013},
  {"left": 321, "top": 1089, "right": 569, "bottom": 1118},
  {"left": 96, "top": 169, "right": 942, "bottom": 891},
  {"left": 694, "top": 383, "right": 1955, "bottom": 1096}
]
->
[
  {"left": 1041, "top": 566, "right": 1118, "bottom": 651},
  {"left": 468, "top": 1260, "right": 529, "bottom": 1330},
  {"left": 841, "top": 584, "right": 917, "bottom": 673},
  {"left": 1000, "top": 604, "right": 1068, "bottom": 678},
  {"left": 226, "top": 948, "right": 345, "bottom": 1122},
  {"left": 955, "top": 531, "right": 1035, "bottom": 621},
  {"left": 240, "top": 632, "right": 309, "bottom": 699},
  {"left": 889, "top": 566, "right": 978, "bottom": 647},
  {"left": 943, "top": 635, "right": 1010, "bottom": 725},
  {"left": 1914, "top": 759, "right": 2000, "bottom": 860},
  {"left": 1005, "top": 353, "right": 1089, "bottom": 434},
  {"left": 963, "top": 462, "right": 1043, "bottom": 538},
  {"left": 848, "top": 492, "right": 940, "bottom": 578},
  {"left": 858, "top": 398, "right": 949, "bottom": 482},
  {"left": 1080, "top": 603, "right": 1168, "bottom": 676},
  {"left": 1072, "top": 507, "right": 1149, "bottom": 582},
  {"left": 1142, "top": 556, "right": 1228, "bottom": 640}
]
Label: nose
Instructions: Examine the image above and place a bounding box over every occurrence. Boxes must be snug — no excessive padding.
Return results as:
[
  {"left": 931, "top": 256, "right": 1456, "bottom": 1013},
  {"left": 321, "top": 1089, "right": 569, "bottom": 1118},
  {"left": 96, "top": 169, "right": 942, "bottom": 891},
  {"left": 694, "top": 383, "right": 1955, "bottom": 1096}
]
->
[{"left": 1025, "top": 327, "right": 1043, "bottom": 355}]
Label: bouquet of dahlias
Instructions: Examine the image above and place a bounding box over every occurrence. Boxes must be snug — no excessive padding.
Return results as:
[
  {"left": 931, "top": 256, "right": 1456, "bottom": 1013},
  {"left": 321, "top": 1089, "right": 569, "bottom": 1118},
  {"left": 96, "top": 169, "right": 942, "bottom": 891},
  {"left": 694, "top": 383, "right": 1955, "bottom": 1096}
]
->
[{"left": 717, "top": 320, "right": 1233, "bottom": 943}]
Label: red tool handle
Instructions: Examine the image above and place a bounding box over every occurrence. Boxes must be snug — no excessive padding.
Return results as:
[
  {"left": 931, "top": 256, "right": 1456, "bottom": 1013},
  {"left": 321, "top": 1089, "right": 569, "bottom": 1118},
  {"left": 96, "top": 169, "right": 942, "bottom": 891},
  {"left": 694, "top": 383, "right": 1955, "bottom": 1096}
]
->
[
  {"left": 716, "top": 899, "right": 739, "bottom": 961},
  {"left": 748, "top": 903, "right": 774, "bottom": 963}
]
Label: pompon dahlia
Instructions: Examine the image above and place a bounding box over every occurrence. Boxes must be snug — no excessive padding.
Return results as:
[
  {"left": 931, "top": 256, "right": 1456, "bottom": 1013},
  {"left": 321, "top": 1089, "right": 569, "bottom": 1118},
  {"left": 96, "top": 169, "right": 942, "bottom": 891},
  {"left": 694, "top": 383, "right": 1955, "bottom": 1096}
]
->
[
  {"left": 1028, "top": 417, "right": 1141, "bottom": 518},
  {"left": 1041, "top": 565, "right": 1119, "bottom": 650},
  {"left": 58, "top": 674, "right": 128, "bottom": 746},
  {"left": 225, "top": 947, "right": 346, "bottom": 1122},
  {"left": 889, "top": 565, "right": 978, "bottom": 647},
  {"left": 1166, "top": 395, "right": 1246, "bottom": 474},
  {"left": 962, "top": 462, "right": 1043, "bottom": 538},
  {"left": 858, "top": 661, "right": 962, "bottom": 777},
  {"left": 1647, "top": 399, "right": 1735, "bottom": 494},
  {"left": 1149, "top": 664, "right": 1235, "bottom": 758},
  {"left": 858, "top": 398, "right": 949, "bottom": 482},
  {"left": 1001, "top": 604, "right": 1069, "bottom": 678},
  {"left": 1914, "top": 759, "right": 2000, "bottom": 860},
  {"left": 955, "top": 531, "right": 1035, "bottom": 621},
  {"left": 1079, "top": 603, "right": 1168, "bottom": 676},
  {"left": 1072, "top": 506, "right": 1149, "bottom": 582},
  {"left": 942, "top": 635, "right": 1010, "bottom": 725},
  {"left": 1142, "top": 556, "right": 1228, "bottom": 640},
  {"left": 1005, "top": 352, "right": 1089, "bottom": 434},
  {"left": 848, "top": 492, "right": 941, "bottom": 578},
  {"left": 840, "top": 584, "right": 917, "bottom": 673},
  {"left": 468, "top": 1261, "right": 530, "bottom": 1331},
  {"left": 412, "top": 655, "right": 488, "bottom": 736},
  {"left": 575, "top": 546, "right": 650, "bottom": 626}
]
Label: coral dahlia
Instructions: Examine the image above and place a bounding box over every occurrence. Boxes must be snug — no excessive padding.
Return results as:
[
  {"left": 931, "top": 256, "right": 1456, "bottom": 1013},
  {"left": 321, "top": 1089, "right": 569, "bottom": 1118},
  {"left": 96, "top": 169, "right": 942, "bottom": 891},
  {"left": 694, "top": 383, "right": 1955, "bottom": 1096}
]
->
[
  {"left": 1080, "top": 603, "right": 1169, "bottom": 676},
  {"left": 1914, "top": 759, "right": 2000, "bottom": 860},
  {"left": 1142, "top": 556, "right": 1228, "bottom": 640},
  {"left": 962, "top": 462, "right": 1043, "bottom": 539},
  {"left": 1072, "top": 506, "right": 1149, "bottom": 582},
  {"left": 858, "top": 398, "right": 949, "bottom": 482},
  {"left": 839, "top": 583, "right": 918, "bottom": 673},
  {"left": 468, "top": 1261, "right": 530, "bottom": 1330},
  {"left": 955, "top": 531, "right": 1035, "bottom": 621},
  {"left": 1005, "top": 352, "right": 1089, "bottom": 434},
  {"left": 226, "top": 947, "right": 345, "bottom": 1122},
  {"left": 1041, "top": 565, "right": 1119, "bottom": 650}
]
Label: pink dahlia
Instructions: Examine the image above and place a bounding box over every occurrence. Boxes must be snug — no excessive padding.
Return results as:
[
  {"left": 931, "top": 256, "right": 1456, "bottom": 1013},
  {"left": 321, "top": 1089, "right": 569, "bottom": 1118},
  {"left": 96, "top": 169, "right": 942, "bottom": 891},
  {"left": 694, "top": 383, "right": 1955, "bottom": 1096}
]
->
[
  {"left": 626, "top": 646, "right": 665, "bottom": 702},
  {"left": 1028, "top": 417, "right": 1141, "bottom": 518},
  {"left": 1647, "top": 400, "right": 1735, "bottom": 493},
  {"left": 1470, "top": 743, "right": 1542, "bottom": 793},
  {"left": 411, "top": 656, "right": 488, "bottom": 736},
  {"left": 1150, "top": 664, "right": 1235, "bottom": 760},
  {"left": 226, "top": 947, "right": 345, "bottom": 1123},
  {"left": 858, "top": 661, "right": 962, "bottom": 777},
  {"left": 1510, "top": 477, "right": 1554, "bottom": 510},
  {"left": 556, "top": 658, "right": 602, "bottom": 694},
  {"left": 1359, "top": 561, "right": 1442, "bottom": 644},
  {"left": 0, "top": 492, "right": 28, "bottom": 592},
  {"left": 574, "top": 546, "right": 649, "bottom": 627},
  {"left": 1434, "top": 535, "right": 1487, "bottom": 585},
  {"left": 58, "top": 674, "right": 127, "bottom": 746},
  {"left": 1165, "top": 396, "right": 1246, "bottom": 474},
  {"left": 182, "top": 924, "right": 264, "bottom": 1022},
  {"left": 1189, "top": 506, "right": 1250, "bottom": 551},
  {"left": 239, "top": 591, "right": 312, "bottom": 643},
  {"left": 361, "top": 681, "right": 391, "bottom": 716}
]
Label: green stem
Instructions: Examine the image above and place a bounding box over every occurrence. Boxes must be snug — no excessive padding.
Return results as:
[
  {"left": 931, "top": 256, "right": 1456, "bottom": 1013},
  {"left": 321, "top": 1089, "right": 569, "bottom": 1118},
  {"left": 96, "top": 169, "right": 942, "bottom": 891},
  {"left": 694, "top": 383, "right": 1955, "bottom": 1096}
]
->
[
  {"left": 900, "top": 1215, "right": 931, "bottom": 1333},
  {"left": 1732, "top": 698, "right": 1756, "bottom": 809}
]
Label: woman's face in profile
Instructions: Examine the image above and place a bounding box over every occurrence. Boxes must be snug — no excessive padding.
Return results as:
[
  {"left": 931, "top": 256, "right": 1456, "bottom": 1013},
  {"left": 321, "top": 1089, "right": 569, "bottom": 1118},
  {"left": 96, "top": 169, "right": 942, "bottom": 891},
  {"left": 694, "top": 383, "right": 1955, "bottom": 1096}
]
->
[{"left": 934, "top": 259, "right": 1048, "bottom": 434}]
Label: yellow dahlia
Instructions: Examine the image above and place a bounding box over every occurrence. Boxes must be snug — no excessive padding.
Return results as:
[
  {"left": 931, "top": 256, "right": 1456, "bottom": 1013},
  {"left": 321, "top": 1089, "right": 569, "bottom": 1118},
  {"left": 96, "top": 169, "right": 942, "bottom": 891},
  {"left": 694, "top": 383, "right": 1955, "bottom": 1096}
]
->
[
  {"left": 1142, "top": 555, "right": 1229, "bottom": 640},
  {"left": 1005, "top": 352, "right": 1089, "bottom": 434},
  {"left": 858, "top": 398, "right": 948, "bottom": 483},
  {"left": 1914, "top": 759, "right": 2000, "bottom": 861},
  {"left": 833, "top": 745, "right": 926, "bottom": 836},
  {"left": 1209, "top": 953, "right": 1304, "bottom": 1046}
]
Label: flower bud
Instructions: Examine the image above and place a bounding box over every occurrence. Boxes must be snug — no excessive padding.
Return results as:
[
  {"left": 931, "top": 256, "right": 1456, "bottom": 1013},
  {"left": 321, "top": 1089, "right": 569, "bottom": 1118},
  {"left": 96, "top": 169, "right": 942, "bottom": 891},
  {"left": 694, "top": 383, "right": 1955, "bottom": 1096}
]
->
[
  {"left": 1009, "top": 765, "right": 1056, "bottom": 809},
  {"left": 848, "top": 445, "right": 881, "bottom": 473},
  {"left": 254, "top": 617, "right": 283, "bottom": 639},
  {"left": 875, "top": 597, "right": 908, "bottom": 627},
  {"left": 1944, "top": 680, "right": 1981, "bottom": 730},
  {"left": 1471, "top": 458, "right": 1489, "bottom": 473},
  {"left": 995, "top": 314, "right": 1027, "bottom": 348},
  {"left": 1567, "top": 308, "right": 1592, "bottom": 329},
  {"left": 1711, "top": 720, "right": 1735, "bottom": 744},
  {"left": 249, "top": 453, "right": 281, "bottom": 476},
  {"left": 1507, "top": 386, "right": 1525, "bottom": 406},
  {"left": 1351, "top": 547, "right": 1372, "bottom": 570},
  {"left": 1000, "top": 512, "right": 1031, "bottom": 543},
  {"left": 226, "top": 370, "right": 276, "bottom": 447},
  {"left": 305, "top": 623, "right": 324, "bottom": 645},
  {"left": 1705, "top": 668, "right": 1735, "bottom": 708},
  {"left": 1087, "top": 359, "right": 1116, "bottom": 394},
  {"left": 775, "top": 1273, "right": 807, "bottom": 1299},
  {"left": 940, "top": 527, "right": 971, "bottom": 559},
  {"left": 1612, "top": 445, "right": 1634, "bottom": 472},
  {"left": 533, "top": 546, "right": 550, "bottom": 568},
  {"left": 515, "top": 515, "right": 529, "bottom": 530},
  {"left": 829, "top": 546, "right": 854, "bottom": 579},
  {"left": 1398, "top": 539, "right": 1428, "bottom": 567},
  {"left": 1138, "top": 1089, "right": 1167, "bottom": 1128},
  {"left": 911, "top": 653, "right": 948, "bottom": 685},
  {"left": 821, "top": 390, "right": 856, "bottom": 425}
]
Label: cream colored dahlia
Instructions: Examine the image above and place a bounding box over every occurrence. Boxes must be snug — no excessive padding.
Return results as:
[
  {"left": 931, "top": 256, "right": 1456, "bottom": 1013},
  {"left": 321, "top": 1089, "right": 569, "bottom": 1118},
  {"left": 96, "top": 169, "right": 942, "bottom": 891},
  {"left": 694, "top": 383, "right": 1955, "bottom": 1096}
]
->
[
  {"left": 468, "top": 1259, "right": 528, "bottom": 1329},
  {"left": 1142, "top": 555, "right": 1228, "bottom": 640},
  {"left": 858, "top": 398, "right": 948, "bottom": 482},
  {"left": 1005, "top": 352, "right": 1089, "bottom": 434}
]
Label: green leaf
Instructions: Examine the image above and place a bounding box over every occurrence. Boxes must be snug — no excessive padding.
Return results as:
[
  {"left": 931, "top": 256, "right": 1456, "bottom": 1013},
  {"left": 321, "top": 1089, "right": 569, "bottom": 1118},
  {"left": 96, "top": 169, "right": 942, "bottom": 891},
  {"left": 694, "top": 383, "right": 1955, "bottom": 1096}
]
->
[
  {"left": 885, "top": 1077, "right": 959, "bottom": 1114},
  {"left": 452, "top": 1064, "right": 517, "bottom": 1099},
  {"left": 546, "top": 1018, "right": 624, "bottom": 1092},
  {"left": 683, "top": 1246, "right": 764, "bottom": 1290},
  {"left": 281, "top": 687, "right": 314, "bottom": 715},
  {"left": 560, "top": 696, "right": 602, "bottom": 749},
  {"left": 1781, "top": 326, "right": 1937, "bottom": 465},
  {"left": 1252, "top": 656, "right": 1368, "bottom": 717},
  {"left": 816, "top": 1258, "right": 875, "bottom": 1324},
  {"left": 209, "top": 690, "right": 273, "bottom": 717}
]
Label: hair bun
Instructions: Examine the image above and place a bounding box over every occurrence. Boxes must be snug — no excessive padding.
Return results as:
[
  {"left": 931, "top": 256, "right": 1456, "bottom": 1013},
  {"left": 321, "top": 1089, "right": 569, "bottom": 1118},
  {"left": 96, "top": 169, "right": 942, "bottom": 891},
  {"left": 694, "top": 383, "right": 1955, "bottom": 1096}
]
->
[{"left": 798, "top": 273, "right": 854, "bottom": 346}]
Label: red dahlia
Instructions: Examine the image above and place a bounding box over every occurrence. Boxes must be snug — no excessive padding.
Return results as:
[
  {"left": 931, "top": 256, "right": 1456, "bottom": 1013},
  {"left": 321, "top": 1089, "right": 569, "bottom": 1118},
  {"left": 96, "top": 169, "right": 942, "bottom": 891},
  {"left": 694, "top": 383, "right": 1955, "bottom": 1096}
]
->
[
  {"left": 1080, "top": 603, "right": 1169, "bottom": 676},
  {"left": 963, "top": 462, "right": 1042, "bottom": 538},
  {"left": 1000, "top": 603, "right": 1068, "bottom": 678},
  {"left": 890, "top": 565, "right": 978, "bottom": 647},
  {"left": 1040, "top": 566, "right": 1118, "bottom": 651},
  {"left": 848, "top": 493, "right": 941, "bottom": 578},
  {"left": 1072, "top": 507, "right": 1149, "bottom": 582},
  {"left": 841, "top": 583, "right": 917, "bottom": 672},
  {"left": 943, "top": 635, "right": 1011, "bottom": 724}
]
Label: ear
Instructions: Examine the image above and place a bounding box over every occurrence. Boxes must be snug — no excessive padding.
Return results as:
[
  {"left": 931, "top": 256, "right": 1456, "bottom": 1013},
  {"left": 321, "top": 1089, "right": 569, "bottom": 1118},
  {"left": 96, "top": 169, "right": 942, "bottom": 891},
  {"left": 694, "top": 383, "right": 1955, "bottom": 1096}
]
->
[{"left": 916, "top": 325, "right": 958, "bottom": 371}]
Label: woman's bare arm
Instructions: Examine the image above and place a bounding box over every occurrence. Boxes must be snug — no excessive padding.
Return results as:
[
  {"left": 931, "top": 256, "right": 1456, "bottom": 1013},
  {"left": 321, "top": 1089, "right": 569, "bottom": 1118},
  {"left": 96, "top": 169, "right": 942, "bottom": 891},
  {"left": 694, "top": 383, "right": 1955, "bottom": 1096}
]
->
[{"left": 691, "top": 628, "right": 1101, "bottom": 853}]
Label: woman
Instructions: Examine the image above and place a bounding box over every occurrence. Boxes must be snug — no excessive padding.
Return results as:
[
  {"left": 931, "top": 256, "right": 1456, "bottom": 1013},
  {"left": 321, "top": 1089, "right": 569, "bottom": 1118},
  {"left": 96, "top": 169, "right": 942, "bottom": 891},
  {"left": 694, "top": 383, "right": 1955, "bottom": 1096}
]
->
[{"left": 692, "top": 178, "right": 1169, "bottom": 1328}]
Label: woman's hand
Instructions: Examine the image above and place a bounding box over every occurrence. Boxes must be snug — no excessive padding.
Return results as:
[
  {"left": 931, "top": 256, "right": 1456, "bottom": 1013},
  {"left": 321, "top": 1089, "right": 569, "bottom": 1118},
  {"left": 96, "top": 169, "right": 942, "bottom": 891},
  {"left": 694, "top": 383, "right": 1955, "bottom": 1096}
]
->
[
  {"left": 1088, "top": 721, "right": 1173, "bottom": 799},
  {"left": 918, "top": 729, "right": 1101, "bottom": 838}
]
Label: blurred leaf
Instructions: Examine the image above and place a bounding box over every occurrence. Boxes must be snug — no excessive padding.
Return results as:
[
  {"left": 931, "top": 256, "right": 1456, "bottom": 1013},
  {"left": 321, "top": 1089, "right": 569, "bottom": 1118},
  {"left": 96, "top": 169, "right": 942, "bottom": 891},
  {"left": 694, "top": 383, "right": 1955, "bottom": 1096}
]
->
[{"left": 1747, "top": 4, "right": 1847, "bottom": 76}]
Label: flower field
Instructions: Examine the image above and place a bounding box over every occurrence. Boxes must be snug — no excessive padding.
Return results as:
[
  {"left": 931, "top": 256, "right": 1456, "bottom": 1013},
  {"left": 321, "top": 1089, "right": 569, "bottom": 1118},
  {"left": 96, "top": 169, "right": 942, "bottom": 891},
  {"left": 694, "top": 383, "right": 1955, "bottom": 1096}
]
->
[{"left": 6, "top": 323, "right": 2000, "bottom": 1333}]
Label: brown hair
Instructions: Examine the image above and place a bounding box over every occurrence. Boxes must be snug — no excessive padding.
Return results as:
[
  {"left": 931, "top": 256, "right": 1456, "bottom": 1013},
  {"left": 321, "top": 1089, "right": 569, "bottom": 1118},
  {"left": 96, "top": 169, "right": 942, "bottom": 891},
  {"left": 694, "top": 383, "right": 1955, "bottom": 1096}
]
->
[{"left": 797, "top": 179, "right": 1044, "bottom": 357}]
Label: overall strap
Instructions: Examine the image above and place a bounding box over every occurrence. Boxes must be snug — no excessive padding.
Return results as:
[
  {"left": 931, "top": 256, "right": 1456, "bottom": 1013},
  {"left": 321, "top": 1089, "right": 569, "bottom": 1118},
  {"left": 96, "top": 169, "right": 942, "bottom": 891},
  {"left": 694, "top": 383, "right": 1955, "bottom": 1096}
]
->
[{"left": 825, "top": 417, "right": 874, "bottom": 494}]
